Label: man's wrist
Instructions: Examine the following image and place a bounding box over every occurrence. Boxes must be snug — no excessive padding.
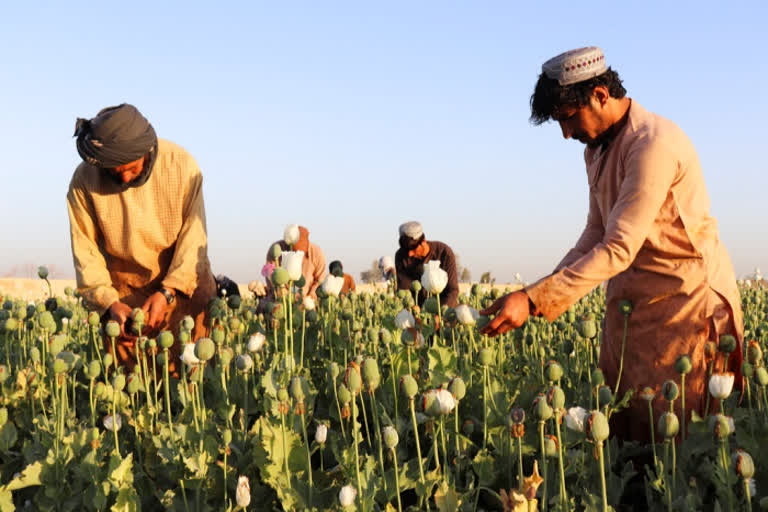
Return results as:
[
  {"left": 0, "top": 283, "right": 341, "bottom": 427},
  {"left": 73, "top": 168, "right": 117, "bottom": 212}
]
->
[{"left": 159, "top": 287, "right": 176, "bottom": 304}]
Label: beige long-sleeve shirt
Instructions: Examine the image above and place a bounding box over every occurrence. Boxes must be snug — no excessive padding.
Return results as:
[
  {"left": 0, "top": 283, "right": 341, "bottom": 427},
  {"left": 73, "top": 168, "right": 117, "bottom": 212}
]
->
[
  {"left": 525, "top": 101, "right": 743, "bottom": 440},
  {"left": 67, "top": 139, "right": 215, "bottom": 313}
]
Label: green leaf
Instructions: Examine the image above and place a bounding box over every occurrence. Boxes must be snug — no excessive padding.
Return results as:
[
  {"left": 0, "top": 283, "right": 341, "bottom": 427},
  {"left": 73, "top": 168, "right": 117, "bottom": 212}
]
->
[
  {"left": 434, "top": 480, "right": 461, "bottom": 512},
  {"left": 0, "top": 489, "right": 14, "bottom": 512},
  {"left": 111, "top": 487, "right": 140, "bottom": 512},
  {"left": 0, "top": 421, "right": 18, "bottom": 452},
  {"left": 472, "top": 449, "right": 496, "bottom": 487},
  {"left": 427, "top": 346, "right": 457, "bottom": 387},
  {"left": 109, "top": 453, "right": 134, "bottom": 488},
  {"left": 1, "top": 460, "right": 42, "bottom": 491}
]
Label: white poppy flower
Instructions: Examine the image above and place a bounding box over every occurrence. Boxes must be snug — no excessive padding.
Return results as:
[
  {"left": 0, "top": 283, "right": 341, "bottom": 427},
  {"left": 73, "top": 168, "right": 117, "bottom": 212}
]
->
[
  {"left": 321, "top": 275, "right": 344, "bottom": 297},
  {"left": 103, "top": 413, "right": 122, "bottom": 432},
  {"left": 236, "top": 476, "right": 251, "bottom": 508},
  {"left": 395, "top": 309, "right": 415, "bottom": 330},
  {"left": 565, "top": 406, "right": 588, "bottom": 433},
  {"left": 421, "top": 260, "right": 448, "bottom": 295},
  {"left": 709, "top": 372, "right": 735, "bottom": 400},
  {"left": 180, "top": 343, "right": 200, "bottom": 367},
  {"left": 454, "top": 304, "right": 479, "bottom": 325},
  {"left": 281, "top": 250, "right": 304, "bottom": 281},
  {"left": 303, "top": 296, "right": 316, "bottom": 311},
  {"left": 283, "top": 224, "right": 300, "bottom": 245},
  {"left": 339, "top": 484, "right": 357, "bottom": 507},
  {"left": 435, "top": 388, "right": 456, "bottom": 415},
  {"left": 247, "top": 333, "right": 266, "bottom": 353},
  {"left": 315, "top": 424, "right": 328, "bottom": 444}
]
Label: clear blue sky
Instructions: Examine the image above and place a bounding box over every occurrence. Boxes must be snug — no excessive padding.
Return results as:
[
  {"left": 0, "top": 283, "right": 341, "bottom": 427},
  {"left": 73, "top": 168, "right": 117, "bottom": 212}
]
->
[{"left": 1, "top": 1, "right": 766, "bottom": 284}]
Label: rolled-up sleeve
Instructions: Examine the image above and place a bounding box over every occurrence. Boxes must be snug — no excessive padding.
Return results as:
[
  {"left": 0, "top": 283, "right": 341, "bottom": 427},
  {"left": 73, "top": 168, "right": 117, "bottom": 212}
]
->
[
  {"left": 67, "top": 179, "right": 119, "bottom": 313},
  {"left": 162, "top": 167, "right": 209, "bottom": 298}
]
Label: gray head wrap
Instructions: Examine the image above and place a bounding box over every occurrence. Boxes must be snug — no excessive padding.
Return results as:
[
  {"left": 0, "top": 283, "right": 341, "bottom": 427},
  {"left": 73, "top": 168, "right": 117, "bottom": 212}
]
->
[{"left": 74, "top": 104, "right": 157, "bottom": 168}]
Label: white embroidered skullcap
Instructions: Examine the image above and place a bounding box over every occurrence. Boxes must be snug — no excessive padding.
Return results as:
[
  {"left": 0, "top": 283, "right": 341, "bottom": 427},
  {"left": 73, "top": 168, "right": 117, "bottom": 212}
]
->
[
  {"left": 398, "top": 221, "right": 423, "bottom": 239},
  {"left": 542, "top": 46, "right": 607, "bottom": 86},
  {"left": 379, "top": 256, "right": 394, "bottom": 270}
]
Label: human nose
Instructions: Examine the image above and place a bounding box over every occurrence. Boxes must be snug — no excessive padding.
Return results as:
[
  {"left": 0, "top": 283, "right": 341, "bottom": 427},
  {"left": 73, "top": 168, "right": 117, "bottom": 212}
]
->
[{"left": 558, "top": 120, "right": 573, "bottom": 140}]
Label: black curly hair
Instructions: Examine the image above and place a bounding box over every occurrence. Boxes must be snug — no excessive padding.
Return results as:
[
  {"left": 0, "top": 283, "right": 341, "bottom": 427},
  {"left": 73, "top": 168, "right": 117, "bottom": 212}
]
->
[{"left": 529, "top": 68, "right": 627, "bottom": 125}]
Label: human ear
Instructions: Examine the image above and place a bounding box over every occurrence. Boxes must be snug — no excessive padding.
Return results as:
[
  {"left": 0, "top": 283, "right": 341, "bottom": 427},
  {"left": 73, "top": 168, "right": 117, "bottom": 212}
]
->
[{"left": 591, "top": 86, "right": 610, "bottom": 106}]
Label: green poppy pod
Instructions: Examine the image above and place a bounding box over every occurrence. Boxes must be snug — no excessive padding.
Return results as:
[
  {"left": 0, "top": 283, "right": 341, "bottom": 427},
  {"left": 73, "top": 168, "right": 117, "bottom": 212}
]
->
[
  {"left": 586, "top": 411, "right": 610, "bottom": 443},
  {"left": 597, "top": 386, "right": 613, "bottom": 408},
  {"left": 618, "top": 299, "right": 633, "bottom": 316},
  {"left": 400, "top": 374, "right": 418, "bottom": 399},
  {"left": 733, "top": 450, "right": 755, "bottom": 479},
  {"left": 675, "top": 354, "right": 692, "bottom": 375},
  {"left": 338, "top": 383, "right": 352, "bottom": 405},
  {"left": 29, "top": 347, "right": 41, "bottom": 364},
  {"left": 479, "top": 348, "right": 494, "bottom": 367},
  {"left": 362, "top": 359, "right": 381, "bottom": 391},
  {"left": 718, "top": 334, "right": 737, "bottom": 354},
  {"left": 228, "top": 295, "right": 242, "bottom": 310},
  {"left": 39, "top": 311, "right": 57, "bottom": 332},
  {"left": 126, "top": 374, "right": 141, "bottom": 394},
  {"left": 294, "top": 275, "right": 306, "bottom": 288},
  {"left": 591, "top": 368, "right": 605, "bottom": 386},
  {"left": 448, "top": 376, "right": 466, "bottom": 401},
  {"left": 223, "top": 429, "right": 233, "bottom": 445},
  {"left": 277, "top": 387, "right": 289, "bottom": 402},
  {"left": 158, "top": 330, "right": 174, "bottom": 349},
  {"left": 3, "top": 318, "right": 18, "bottom": 332},
  {"left": 102, "top": 353, "right": 113, "bottom": 369},
  {"left": 658, "top": 412, "right": 680, "bottom": 439},
  {"left": 742, "top": 362, "right": 754, "bottom": 379},
  {"left": 344, "top": 363, "right": 362, "bottom": 394},
  {"left": 411, "top": 281, "right": 422, "bottom": 293},
  {"left": 181, "top": 315, "right": 195, "bottom": 332},
  {"left": 269, "top": 243, "right": 282, "bottom": 261},
  {"left": 37, "top": 266, "right": 49, "bottom": 279},
  {"left": 52, "top": 358, "right": 68, "bottom": 374},
  {"left": 544, "top": 435, "right": 558, "bottom": 457},
  {"left": 272, "top": 268, "right": 290, "bottom": 286},
  {"left": 179, "top": 330, "right": 191, "bottom": 344},
  {"left": 105, "top": 321, "right": 121, "bottom": 338},
  {"left": 87, "top": 360, "right": 101, "bottom": 379},
  {"left": 219, "top": 347, "right": 234, "bottom": 367},
  {"left": 131, "top": 308, "right": 145, "bottom": 326},
  {"left": 328, "top": 362, "right": 340, "bottom": 380},
  {"left": 661, "top": 380, "right": 680, "bottom": 402},
  {"left": 290, "top": 376, "right": 307, "bottom": 402},
  {"left": 579, "top": 319, "right": 597, "bottom": 339},
  {"left": 383, "top": 426, "right": 399, "bottom": 449},
  {"left": 755, "top": 366, "right": 768, "bottom": 387},
  {"left": 544, "top": 361, "right": 564, "bottom": 382},
  {"left": 462, "top": 418, "right": 476, "bottom": 436},
  {"left": 194, "top": 338, "right": 216, "bottom": 361},
  {"left": 112, "top": 373, "right": 126, "bottom": 392},
  {"left": 532, "top": 394, "right": 553, "bottom": 421},
  {"left": 549, "top": 385, "right": 566, "bottom": 410},
  {"left": 211, "top": 327, "right": 226, "bottom": 345}
]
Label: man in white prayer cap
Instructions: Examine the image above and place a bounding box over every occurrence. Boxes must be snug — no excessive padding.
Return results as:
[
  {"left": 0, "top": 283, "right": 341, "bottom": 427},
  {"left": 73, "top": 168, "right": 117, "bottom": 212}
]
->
[
  {"left": 395, "top": 221, "right": 459, "bottom": 307},
  {"left": 480, "top": 47, "right": 743, "bottom": 444}
]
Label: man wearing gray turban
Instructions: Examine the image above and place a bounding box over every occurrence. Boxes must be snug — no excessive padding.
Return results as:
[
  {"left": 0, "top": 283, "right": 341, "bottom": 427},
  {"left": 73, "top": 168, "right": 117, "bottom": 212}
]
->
[{"left": 67, "top": 104, "right": 216, "bottom": 375}]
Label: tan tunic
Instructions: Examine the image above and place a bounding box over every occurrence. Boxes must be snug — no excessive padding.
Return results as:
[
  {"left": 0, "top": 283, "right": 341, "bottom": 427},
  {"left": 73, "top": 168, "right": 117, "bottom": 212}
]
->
[
  {"left": 525, "top": 101, "right": 743, "bottom": 441},
  {"left": 67, "top": 139, "right": 216, "bottom": 372}
]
